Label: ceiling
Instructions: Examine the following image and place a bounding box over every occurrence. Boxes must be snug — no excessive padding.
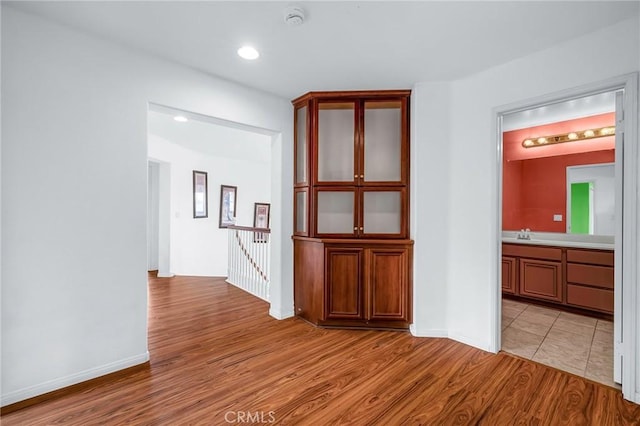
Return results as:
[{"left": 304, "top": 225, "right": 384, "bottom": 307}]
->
[
  {"left": 7, "top": 1, "right": 638, "bottom": 100},
  {"left": 148, "top": 106, "right": 272, "bottom": 162},
  {"left": 503, "top": 91, "right": 616, "bottom": 131}
]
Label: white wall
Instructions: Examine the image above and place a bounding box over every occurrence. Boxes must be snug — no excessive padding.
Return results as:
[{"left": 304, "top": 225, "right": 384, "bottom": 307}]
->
[
  {"left": 412, "top": 13, "right": 639, "bottom": 368},
  {"left": 1, "top": 7, "right": 293, "bottom": 405},
  {"left": 449, "top": 15, "right": 639, "bottom": 349},
  {"left": 148, "top": 130, "right": 271, "bottom": 277},
  {"left": 410, "top": 81, "right": 451, "bottom": 337},
  {"left": 147, "top": 162, "right": 160, "bottom": 270},
  {"left": 157, "top": 160, "right": 172, "bottom": 278}
]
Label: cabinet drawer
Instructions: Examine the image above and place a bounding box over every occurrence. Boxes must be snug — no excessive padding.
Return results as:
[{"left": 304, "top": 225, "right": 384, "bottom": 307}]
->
[
  {"left": 567, "top": 263, "right": 614, "bottom": 290},
  {"left": 566, "top": 249, "right": 614, "bottom": 266},
  {"left": 567, "top": 284, "right": 613, "bottom": 313},
  {"left": 503, "top": 244, "right": 562, "bottom": 261}
]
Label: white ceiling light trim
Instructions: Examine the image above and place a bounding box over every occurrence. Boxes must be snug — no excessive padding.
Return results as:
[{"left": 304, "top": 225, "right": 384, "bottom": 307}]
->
[{"left": 237, "top": 45, "right": 260, "bottom": 60}]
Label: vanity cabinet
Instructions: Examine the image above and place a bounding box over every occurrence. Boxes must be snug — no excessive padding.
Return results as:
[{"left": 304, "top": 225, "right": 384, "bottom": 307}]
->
[
  {"left": 566, "top": 249, "right": 614, "bottom": 313},
  {"left": 502, "top": 243, "right": 614, "bottom": 315},
  {"left": 292, "top": 90, "right": 412, "bottom": 329},
  {"left": 506, "top": 245, "right": 563, "bottom": 302}
]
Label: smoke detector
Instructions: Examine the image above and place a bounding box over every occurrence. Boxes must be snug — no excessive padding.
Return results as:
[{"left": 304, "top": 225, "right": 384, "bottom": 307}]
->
[{"left": 284, "top": 6, "right": 305, "bottom": 26}]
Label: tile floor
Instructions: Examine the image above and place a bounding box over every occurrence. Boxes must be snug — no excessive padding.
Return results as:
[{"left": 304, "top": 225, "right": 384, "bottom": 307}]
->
[{"left": 501, "top": 298, "right": 619, "bottom": 389}]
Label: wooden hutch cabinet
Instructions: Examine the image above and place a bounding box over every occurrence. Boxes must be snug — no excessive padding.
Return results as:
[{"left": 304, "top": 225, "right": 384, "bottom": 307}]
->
[{"left": 292, "top": 90, "right": 413, "bottom": 329}]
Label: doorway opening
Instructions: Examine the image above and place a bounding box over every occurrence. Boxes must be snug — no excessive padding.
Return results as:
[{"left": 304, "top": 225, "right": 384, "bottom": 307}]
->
[
  {"left": 147, "top": 159, "right": 172, "bottom": 277},
  {"left": 494, "top": 73, "right": 639, "bottom": 403},
  {"left": 146, "top": 103, "right": 277, "bottom": 279}
]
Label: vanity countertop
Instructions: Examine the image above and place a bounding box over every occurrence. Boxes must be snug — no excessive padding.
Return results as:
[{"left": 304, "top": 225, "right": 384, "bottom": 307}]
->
[{"left": 501, "top": 231, "right": 614, "bottom": 251}]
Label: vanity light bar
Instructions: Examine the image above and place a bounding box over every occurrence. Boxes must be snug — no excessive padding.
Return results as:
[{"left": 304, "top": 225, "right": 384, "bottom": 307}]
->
[{"left": 522, "top": 126, "right": 615, "bottom": 148}]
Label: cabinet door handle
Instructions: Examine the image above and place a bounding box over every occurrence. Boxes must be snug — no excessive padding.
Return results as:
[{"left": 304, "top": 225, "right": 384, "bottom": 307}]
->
[
  {"left": 360, "top": 227, "right": 364, "bottom": 231},
  {"left": 354, "top": 227, "right": 358, "bottom": 231},
  {"left": 360, "top": 175, "right": 364, "bottom": 178},
  {"left": 354, "top": 175, "right": 358, "bottom": 179}
]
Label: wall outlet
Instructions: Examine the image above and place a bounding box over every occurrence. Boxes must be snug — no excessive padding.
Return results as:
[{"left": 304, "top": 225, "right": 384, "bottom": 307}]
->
[{"left": 553, "top": 214, "right": 563, "bottom": 222}]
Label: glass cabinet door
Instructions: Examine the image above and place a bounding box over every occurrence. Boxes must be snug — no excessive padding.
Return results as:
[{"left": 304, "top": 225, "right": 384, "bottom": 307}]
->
[
  {"left": 316, "top": 189, "right": 355, "bottom": 235},
  {"left": 317, "top": 102, "right": 356, "bottom": 183},
  {"left": 363, "top": 100, "right": 403, "bottom": 183},
  {"left": 295, "top": 106, "right": 308, "bottom": 184},
  {"left": 295, "top": 189, "right": 308, "bottom": 235},
  {"left": 362, "top": 189, "right": 404, "bottom": 235}
]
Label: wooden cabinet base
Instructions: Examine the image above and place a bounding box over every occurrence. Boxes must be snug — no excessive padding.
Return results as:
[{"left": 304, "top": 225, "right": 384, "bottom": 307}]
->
[
  {"left": 502, "top": 243, "right": 614, "bottom": 319},
  {"left": 317, "top": 319, "right": 410, "bottom": 330},
  {"left": 503, "top": 294, "right": 613, "bottom": 321},
  {"left": 294, "top": 237, "right": 412, "bottom": 330}
]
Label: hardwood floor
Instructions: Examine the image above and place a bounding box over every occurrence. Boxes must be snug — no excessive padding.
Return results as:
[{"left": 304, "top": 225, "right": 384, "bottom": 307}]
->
[{"left": 2, "top": 275, "right": 639, "bottom": 425}]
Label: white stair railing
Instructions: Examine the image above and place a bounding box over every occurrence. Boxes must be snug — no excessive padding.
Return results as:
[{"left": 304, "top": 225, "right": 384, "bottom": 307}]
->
[{"left": 226, "top": 225, "right": 270, "bottom": 302}]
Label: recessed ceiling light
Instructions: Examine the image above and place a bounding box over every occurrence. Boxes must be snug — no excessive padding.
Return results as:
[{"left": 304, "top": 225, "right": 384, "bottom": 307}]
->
[
  {"left": 237, "top": 45, "right": 259, "bottom": 60},
  {"left": 174, "top": 116, "right": 188, "bottom": 122}
]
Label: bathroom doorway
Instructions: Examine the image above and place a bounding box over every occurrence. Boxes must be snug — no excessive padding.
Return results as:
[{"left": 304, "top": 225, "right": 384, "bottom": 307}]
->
[{"left": 494, "top": 73, "right": 638, "bottom": 402}]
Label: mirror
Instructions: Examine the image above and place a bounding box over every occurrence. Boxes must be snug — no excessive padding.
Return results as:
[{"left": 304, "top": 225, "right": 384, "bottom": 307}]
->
[
  {"left": 567, "top": 163, "right": 615, "bottom": 235},
  {"left": 502, "top": 111, "right": 615, "bottom": 236}
]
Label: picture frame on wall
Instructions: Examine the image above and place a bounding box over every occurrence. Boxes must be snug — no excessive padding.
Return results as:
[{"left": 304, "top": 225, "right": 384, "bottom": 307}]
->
[
  {"left": 192, "top": 170, "right": 208, "bottom": 218},
  {"left": 253, "top": 202, "right": 270, "bottom": 242},
  {"left": 219, "top": 185, "right": 237, "bottom": 228}
]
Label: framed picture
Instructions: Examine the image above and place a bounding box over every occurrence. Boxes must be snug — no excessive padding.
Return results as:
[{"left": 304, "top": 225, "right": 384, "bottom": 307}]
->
[
  {"left": 219, "top": 185, "right": 237, "bottom": 228},
  {"left": 192, "top": 170, "right": 208, "bottom": 218},
  {"left": 253, "top": 202, "right": 270, "bottom": 242}
]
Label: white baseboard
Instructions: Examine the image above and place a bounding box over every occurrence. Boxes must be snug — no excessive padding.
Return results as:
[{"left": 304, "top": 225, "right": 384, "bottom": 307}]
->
[
  {"left": 409, "top": 327, "right": 490, "bottom": 353},
  {"left": 448, "top": 332, "right": 491, "bottom": 352},
  {"left": 409, "top": 324, "right": 448, "bottom": 338},
  {"left": 156, "top": 272, "right": 174, "bottom": 278},
  {"left": 269, "top": 306, "right": 295, "bottom": 320},
  {"left": 1, "top": 351, "right": 150, "bottom": 407}
]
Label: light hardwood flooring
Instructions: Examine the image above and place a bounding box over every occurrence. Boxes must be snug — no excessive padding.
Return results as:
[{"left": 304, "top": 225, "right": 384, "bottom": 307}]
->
[
  {"left": 502, "top": 298, "right": 618, "bottom": 388},
  {"left": 2, "top": 276, "right": 639, "bottom": 424}
]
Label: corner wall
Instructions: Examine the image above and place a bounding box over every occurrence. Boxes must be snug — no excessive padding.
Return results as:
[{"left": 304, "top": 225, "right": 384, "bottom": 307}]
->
[
  {"left": 412, "top": 16, "right": 640, "bottom": 358},
  {"left": 1, "top": 7, "right": 292, "bottom": 405},
  {"left": 410, "top": 81, "right": 451, "bottom": 337},
  {"left": 446, "top": 15, "right": 639, "bottom": 351}
]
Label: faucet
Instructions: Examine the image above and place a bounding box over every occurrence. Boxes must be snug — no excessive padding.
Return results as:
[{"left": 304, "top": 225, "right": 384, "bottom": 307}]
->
[{"left": 517, "top": 228, "right": 531, "bottom": 240}]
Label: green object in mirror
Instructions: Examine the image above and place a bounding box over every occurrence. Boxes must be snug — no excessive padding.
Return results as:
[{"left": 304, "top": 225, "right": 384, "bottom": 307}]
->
[{"left": 570, "top": 182, "right": 593, "bottom": 234}]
